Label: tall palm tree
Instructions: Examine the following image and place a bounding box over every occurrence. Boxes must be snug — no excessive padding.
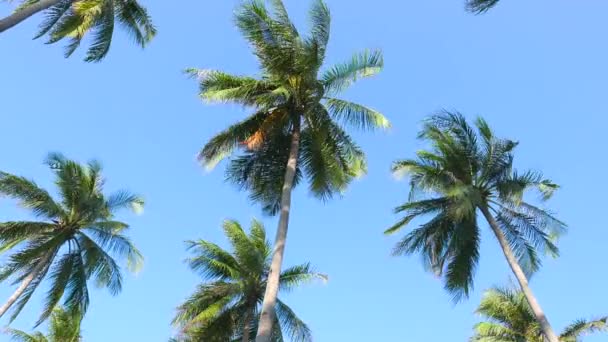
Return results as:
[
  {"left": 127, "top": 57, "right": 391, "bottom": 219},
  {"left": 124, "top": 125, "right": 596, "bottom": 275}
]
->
[
  {"left": 472, "top": 286, "right": 607, "bottom": 342},
  {"left": 172, "top": 219, "right": 325, "bottom": 342},
  {"left": 189, "top": 1, "right": 387, "bottom": 340},
  {"left": 0, "top": 152, "right": 144, "bottom": 325},
  {"left": 5, "top": 306, "right": 82, "bottom": 341},
  {"left": 0, "top": 0, "right": 156, "bottom": 62},
  {"left": 466, "top": 0, "right": 501, "bottom": 14},
  {"left": 386, "top": 111, "right": 566, "bottom": 342}
]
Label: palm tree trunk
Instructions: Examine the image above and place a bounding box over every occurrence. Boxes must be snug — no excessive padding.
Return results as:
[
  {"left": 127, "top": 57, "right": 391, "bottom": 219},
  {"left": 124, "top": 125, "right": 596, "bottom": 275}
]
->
[
  {"left": 255, "top": 119, "right": 301, "bottom": 342},
  {"left": 480, "top": 206, "right": 560, "bottom": 342},
  {"left": 0, "top": 0, "right": 67, "bottom": 33},
  {"left": 242, "top": 307, "right": 253, "bottom": 342},
  {"left": 0, "top": 252, "right": 51, "bottom": 318}
]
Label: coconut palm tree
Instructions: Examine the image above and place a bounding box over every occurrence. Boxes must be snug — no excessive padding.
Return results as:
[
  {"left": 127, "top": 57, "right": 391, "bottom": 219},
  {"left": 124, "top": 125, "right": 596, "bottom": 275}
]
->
[
  {"left": 189, "top": 1, "right": 387, "bottom": 340},
  {"left": 5, "top": 306, "right": 82, "bottom": 341},
  {"left": 172, "top": 219, "right": 325, "bottom": 342},
  {"left": 386, "top": 111, "right": 566, "bottom": 342},
  {"left": 0, "top": 152, "right": 144, "bottom": 325},
  {"left": 472, "top": 286, "right": 607, "bottom": 342},
  {"left": 466, "top": 0, "right": 501, "bottom": 14},
  {"left": 0, "top": 0, "right": 156, "bottom": 62}
]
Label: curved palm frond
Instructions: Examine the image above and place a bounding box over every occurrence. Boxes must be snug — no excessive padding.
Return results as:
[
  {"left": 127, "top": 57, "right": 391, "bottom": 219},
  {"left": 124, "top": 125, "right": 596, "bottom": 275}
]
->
[
  {"left": 0, "top": 173, "right": 63, "bottom": 219},
  {"left": 324, "top": 97, "right": 390, "bottom": 131},
  {"left": 560, "top": 317, "right": 608, "bottom": 341},
  {"left": 275, "top": 299, "right": 312, "bottom": 342},
  {"left": 321, "top": 49, "right": 383, "bottom": 95},
  {"left": 279, "top": 263, "right": 327, "bottom": 292},
  {"left": 466, "top": 0, "right": 501, "bottom": 14},
  {"left": 5, "top": 329, "right": 48, "bottom": 342}
]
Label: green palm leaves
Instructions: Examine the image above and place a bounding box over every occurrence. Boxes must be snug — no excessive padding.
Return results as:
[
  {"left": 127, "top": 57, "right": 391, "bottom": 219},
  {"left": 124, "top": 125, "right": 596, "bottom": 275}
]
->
[
  {"left": 5, "top": 0, "right": 156, "bottom": 62},
  {"left": 191, "top": 0, "right": 388, "bottom": 214},
  {"left": 172, "top": 219, "right": 325, "bottom": 341},
  {"left": 466, "top": 0, "right": 502, "bottom": 14},
  {"left": 6, "top": 306, "right": 82, "bottom": 342},
  {"left": 472, "top": 287, "right": 607, "bottom": 341},
  {"left": 0, "top": 153, "right": 144, "bottom": 325},
  {"left": 386, "top": 111, "right": 566, "bottom": 300}
]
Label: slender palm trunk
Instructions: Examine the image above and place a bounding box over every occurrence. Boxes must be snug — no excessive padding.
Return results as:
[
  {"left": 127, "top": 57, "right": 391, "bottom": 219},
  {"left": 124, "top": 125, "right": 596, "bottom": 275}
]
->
[
  {"left": 255, "top": 119, "right": 301, "bottom": 342},
  {"left": 242, "top": 306, "right": 253, "bottom": 342},
  {"left": 0, "top": 253, "right": 51, "bottom": 318},
  {"left": 480, "top": 206, "right": 559, "bottom": 342},
  {"left": 0, "top": 0, "right": 68, "bottom": 33}
]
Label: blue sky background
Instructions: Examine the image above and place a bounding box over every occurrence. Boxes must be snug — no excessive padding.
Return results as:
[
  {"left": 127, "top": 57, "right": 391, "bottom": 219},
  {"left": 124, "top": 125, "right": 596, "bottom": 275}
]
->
[{"left": 1, "top": 0, "right": 607, "bottom": 341}]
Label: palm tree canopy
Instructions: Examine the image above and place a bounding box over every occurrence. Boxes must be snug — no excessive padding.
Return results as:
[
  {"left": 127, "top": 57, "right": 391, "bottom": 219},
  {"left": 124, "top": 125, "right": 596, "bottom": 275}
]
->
[
  {"left": 386, "top": 111, "right": 566, "bottom": 301},
  {"left": 466, "top": 0, "right": 501, "bottom": 14},
  {"left": 6, "top": 306, "right": 82, "bottom": 342},
  {"left": 472, "top": 286, "right": 607, "bottom": 342},
  {"left": 190, "top": 0, "right": 389, "bottom": 214},
  {"left": 8, "top": 0, "right": 156, "bottom": 62},
  {"left": 0, "top": 152, "right": 144, "bottom": 324},
  {"left": 172, "top": 219, "right": 326, "bottom": 341}
]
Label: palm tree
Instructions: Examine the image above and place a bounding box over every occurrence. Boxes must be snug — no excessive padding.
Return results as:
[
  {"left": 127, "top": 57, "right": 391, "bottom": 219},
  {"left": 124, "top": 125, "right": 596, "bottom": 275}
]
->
[
  {"left": 386, "top": 111, "right": 566, "bottom": 342},
  {"left": 189, "top": 1, "right": 387, "bottom": 340},
  {"left": 466, "top": 0, "right": 501, "bottom": 14},
  {"left": 472, "top": 286, "right": 607, "bottom": 342},
  {"left": 5, "top": 306, "right": 82, "bottom": 341},
  {"left": 172, "top": 219, "right": 325, "bottom": 342},
  {"left": 0, "top": 0, "right": 156, "bottom": 62},
  {"left": 0, "top": 152, "right": 144, "bottom": 325}
]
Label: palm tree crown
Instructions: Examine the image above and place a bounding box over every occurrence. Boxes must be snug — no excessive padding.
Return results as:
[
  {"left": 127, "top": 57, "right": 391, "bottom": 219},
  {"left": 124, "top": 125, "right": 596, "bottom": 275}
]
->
[
  {"left": 386, "top": 111, "right": 566, "bottom": 300},
  {"left": 172, "top": 219, "right": 325, "bottom": 342},
  {"left": 0, "top": 153, "right": 144, "bottom": 324},
  {"left": 5, "top": 0, "right": 156, "bottom": 62},
  {"left": 190, "top": 0, "right": 389, "bottom": 214},
  {"left": 472, "top": 286, "right": 607, "bottom": 342},
  {"left": 6, "top": 306, "right": 82, "bottom": 342}
]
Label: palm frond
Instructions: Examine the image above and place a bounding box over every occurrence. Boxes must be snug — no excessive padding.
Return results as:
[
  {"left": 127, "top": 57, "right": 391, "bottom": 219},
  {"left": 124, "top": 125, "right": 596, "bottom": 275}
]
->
[
  {"left": 185, "top": 240, "right": 241, "bottom": 281},
  {"left": 5, "top": 328, "right": 48, "bottom": 342},
  {"left": 322, "top": 49, "right": 383, "bottom": 94},
  {"left": 33, "top": 0, "right": 72, "bottom": 39},
  {"left": 77, "top": 233, "right": 123, "bottom": 294},
  {"left": 324, "top": 97, "right": 389, "bottom": 130},
  {"left": 36, "top": 251, "right": 86, "bottom": 326},
  {"left": 0, "top": 172, "right": 62, "bottom": 219},
  {"left": 0, "top": 222, "right": 55, "bottom": 246},
  {"left": 84, "top": 223, "right": 143, "bottom": 273},
  {"left": 47, "top": 306, "right": 82, "bottom": 342},
  {"left": 466, "top": 0, "right": 501, "bottom": 14},
  {"left": 188, "top": 69, "right": 280, "bottom": 106},
  {"left": 105, "top": 190, "right": 144, "bottom": 214},
  {"left": 275, "top": 299, "right": 312, "bottom": 342},
  {"left": 279, "top": 263, "right": 327, "bottom": 292},
  {"left": 114, "top": 0, "right": 157, "bottom": 47},
  {"left": 235, "top": 0, "right": 298, "bottom": 76},
  {"left": 222, "top": 219, "right": 265, "bottom": 276},
  {"left": 561, "top": 317, "right": 608, "bottom": 341}
]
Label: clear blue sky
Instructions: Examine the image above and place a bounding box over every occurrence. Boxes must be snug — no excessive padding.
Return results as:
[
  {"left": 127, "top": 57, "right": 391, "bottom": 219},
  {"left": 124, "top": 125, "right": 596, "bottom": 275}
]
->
[{"left": 1, "top": 0, "right": 607, "bottom": 341}]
